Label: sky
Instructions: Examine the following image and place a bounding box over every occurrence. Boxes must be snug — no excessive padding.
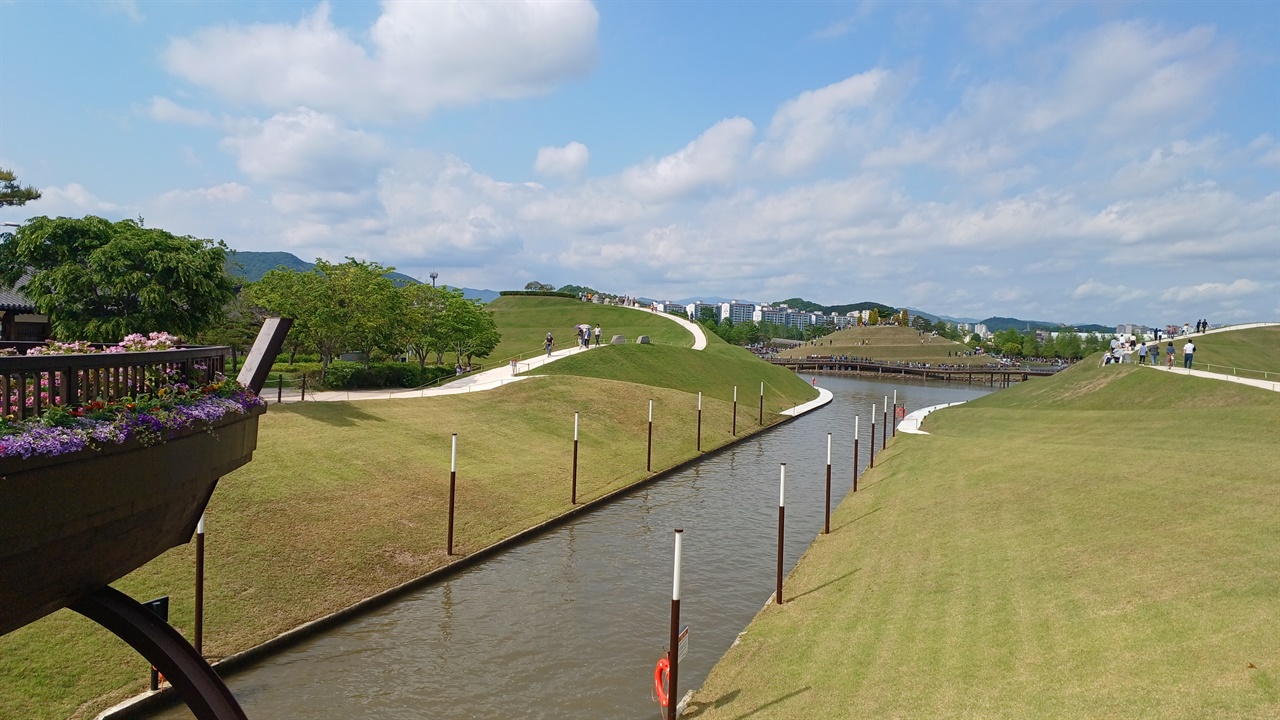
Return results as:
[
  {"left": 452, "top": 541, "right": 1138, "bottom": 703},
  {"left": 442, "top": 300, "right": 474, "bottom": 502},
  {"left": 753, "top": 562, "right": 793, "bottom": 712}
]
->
[{"left": 1, "top": 1, "right": 1277, "bottom": 326}]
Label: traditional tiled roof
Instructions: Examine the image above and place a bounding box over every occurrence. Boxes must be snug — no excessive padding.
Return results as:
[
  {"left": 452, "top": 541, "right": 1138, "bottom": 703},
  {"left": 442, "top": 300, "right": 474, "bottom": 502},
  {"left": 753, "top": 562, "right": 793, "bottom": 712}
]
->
[{"left": 0, "top": 274, "right": 37, "bottom": 313}]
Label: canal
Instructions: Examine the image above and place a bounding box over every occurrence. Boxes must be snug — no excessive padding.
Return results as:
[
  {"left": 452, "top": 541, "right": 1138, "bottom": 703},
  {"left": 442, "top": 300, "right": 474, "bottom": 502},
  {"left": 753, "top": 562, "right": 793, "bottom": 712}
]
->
[{"left": 154, "top": 375, "right": 993, "bottom": 719}]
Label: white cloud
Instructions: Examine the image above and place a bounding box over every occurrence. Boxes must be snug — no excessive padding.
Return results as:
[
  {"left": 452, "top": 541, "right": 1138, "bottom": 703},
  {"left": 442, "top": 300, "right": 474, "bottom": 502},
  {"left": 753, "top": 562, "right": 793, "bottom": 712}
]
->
[
  {"left": 1159, "top": 279, "right": 1263, "bottom": 304},
  {"left": 157, "top": 183, "right": 250, "bottom": 205},
  {"left": 27, "top": 184, "right": 122, "bottom": 215},
  {"left": 622, "top": 118, "right": 756, "bottom": 202},
  {"left": 1250, "top": 134, "right": 1280, "bottom": 169},
  {"left": 163, "top": 1, "right": 599, "bottom": 122},
  {"left": 534, "top": 142, "right": 590, "bottom": 180},
  {"left": 755, "top": 69, "right": 895, "bottom": 175},
  {"left": 220, "top": 108, "right": 387, "bottom": 191},
  {"left": 147, "top": 97, "right": 214, "bottom": 126}
]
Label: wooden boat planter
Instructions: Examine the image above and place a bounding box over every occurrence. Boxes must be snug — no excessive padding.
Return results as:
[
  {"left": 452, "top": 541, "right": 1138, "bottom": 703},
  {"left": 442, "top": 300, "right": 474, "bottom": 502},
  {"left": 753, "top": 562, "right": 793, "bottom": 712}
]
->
[{"left": 0, "top": 403, "right": 264, "bottom": 637}]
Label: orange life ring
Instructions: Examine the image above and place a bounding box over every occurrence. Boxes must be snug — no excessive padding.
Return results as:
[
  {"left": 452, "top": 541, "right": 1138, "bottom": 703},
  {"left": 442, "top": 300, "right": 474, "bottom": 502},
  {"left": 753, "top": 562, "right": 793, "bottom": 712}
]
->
[
  {"left": 896, "top": 406, "right": 906, "bottom": 419},
  {"left": 654, "top": 656, "right": 670, "bottom": 707}
]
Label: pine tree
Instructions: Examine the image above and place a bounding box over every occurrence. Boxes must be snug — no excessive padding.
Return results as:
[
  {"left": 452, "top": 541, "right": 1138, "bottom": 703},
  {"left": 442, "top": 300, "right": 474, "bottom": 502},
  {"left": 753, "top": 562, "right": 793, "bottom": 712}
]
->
[{"left": 0, "top": 168, "right": 41, "bottom": 207}]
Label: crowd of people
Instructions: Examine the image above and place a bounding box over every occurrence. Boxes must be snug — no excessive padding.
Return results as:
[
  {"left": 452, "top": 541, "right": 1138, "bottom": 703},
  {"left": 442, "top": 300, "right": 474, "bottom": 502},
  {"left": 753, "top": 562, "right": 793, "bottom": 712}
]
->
[{"left": 1108, "top": 335, "right": 1196, "bottom": 369}]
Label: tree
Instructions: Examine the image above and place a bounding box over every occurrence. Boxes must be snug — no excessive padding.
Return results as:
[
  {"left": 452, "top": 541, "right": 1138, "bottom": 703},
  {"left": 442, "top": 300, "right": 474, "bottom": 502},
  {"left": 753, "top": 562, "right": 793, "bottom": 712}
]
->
[
  {"left": 524, "top": 281, "right": 555, "bottom": 292},
  {"left": 697, "top": 307, "right": 719, "bottom": 326},
  {"left": 868, "top": 309, "right": 880, "bottom": 326},
  {"left": 0, "top": 215, "right": 235, "bottom": 341},
  {"left": 248, "top": 267, "right": 328, "bottom": 364},
  {"left": 0, "top": 168, "right": 41, "bottom": 207},
  {"left": 195, "top": 292, "right": 269, "bottom": 358},
  {"left": 400, "top": 283, "right": 451, "bottom": 367},
  {"left": 318, "top": 259, "right": 403, "bottom": 367}
]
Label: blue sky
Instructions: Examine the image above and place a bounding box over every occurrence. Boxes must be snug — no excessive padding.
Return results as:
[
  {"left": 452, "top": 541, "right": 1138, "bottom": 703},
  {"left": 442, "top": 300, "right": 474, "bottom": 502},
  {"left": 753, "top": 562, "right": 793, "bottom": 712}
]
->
[{"left": 1, "top": 0, "right": 1277, "bottom": 325}]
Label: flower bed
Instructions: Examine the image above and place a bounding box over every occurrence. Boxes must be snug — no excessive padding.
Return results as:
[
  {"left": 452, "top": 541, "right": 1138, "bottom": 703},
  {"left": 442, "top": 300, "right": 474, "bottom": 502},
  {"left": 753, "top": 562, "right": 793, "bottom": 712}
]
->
[
  {"left": 0, "top": 333, "right": 261, "bottom": 460},
  {"left": 0, "top": 379, "right": 262, "bottom": 459}
]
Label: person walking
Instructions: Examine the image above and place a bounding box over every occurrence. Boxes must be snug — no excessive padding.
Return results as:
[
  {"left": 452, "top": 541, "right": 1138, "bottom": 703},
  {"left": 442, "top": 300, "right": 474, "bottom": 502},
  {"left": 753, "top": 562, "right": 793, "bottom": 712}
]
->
[
  {"left": 1183, "top": 339, "right": 1195, "bottom": 369},
  {"left": 545, "top": 332, "right": 554, "bottom": 357},
  {"left": 1138, "top": 342, "right": 1148, "bottom": 365},
  {"left": 1166, "top": 341, "right": 1175, "bottom": 368},
  {"left": 593, "top": 324, "right": 601, "bottom": 346}
]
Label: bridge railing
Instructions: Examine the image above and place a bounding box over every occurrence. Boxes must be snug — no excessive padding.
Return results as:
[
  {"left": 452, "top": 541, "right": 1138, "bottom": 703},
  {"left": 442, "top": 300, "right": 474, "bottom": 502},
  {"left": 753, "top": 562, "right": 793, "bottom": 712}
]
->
[{"left": 0, "top": 346, "right": 229, "bottom": 421}]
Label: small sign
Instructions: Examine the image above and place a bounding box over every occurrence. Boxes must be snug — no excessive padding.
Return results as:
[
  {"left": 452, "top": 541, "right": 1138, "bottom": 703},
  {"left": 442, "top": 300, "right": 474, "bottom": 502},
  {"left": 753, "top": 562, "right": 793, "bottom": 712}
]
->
[{"left": 678, "top": 625, "right": 689, "bottom": 662}]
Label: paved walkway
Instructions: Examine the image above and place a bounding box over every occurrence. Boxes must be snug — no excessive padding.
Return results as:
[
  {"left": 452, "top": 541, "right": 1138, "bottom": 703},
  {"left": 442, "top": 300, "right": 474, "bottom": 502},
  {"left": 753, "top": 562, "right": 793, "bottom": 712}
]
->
[
  {"left": 286, "top": 303, "right": 710, "bottom": 403},
  {"left": 1140, "top": 364, "right": 1280, "bottom": 392}
]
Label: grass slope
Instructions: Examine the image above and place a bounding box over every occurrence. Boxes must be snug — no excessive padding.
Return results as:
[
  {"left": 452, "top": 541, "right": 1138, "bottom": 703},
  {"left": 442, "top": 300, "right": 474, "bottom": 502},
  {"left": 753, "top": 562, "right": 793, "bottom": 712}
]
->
[
  {"left": 533, "top": 342, "right": 816, "bottom": 410},
  {"left": 0, "top": 329, "right": 808, "bottom": 720},
  {"left": 691, "top": 359, "right": 1279, "bottom": 719},
  {"left": 1173, "top": 326, "right": 1279, "bottom": 377},
  {"left": 777, "top": 326, "right": 987, "bottom": 365},
  {"left": 487, "top": 296, "right": 693, "bottom": 363}
]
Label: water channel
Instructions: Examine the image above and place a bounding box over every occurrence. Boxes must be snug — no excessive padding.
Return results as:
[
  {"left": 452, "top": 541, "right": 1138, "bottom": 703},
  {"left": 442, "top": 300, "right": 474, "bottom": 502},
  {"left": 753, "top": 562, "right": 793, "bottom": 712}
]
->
[{"left": 154, "top": 375, "right": 993, "bottom": 719}]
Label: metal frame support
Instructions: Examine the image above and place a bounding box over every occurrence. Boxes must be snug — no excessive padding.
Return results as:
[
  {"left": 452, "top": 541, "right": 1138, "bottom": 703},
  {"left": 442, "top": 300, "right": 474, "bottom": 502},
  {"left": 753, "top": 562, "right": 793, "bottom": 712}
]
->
[{"left": 70, "top": 586, "right": 248, "bottom": 720}]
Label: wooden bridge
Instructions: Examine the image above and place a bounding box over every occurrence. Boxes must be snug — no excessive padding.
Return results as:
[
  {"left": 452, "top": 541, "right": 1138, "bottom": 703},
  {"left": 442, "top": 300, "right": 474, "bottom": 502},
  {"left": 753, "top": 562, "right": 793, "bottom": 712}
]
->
[{"left": 768, "top": 356, "right": 1065, "bottom": 386}]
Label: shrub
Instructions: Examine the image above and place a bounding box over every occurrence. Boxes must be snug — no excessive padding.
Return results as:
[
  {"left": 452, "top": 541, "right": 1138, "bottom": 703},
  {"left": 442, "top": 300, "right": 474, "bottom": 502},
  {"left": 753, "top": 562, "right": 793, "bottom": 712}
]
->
[
  {"left": 318, "top": 362, "right": 456, "bottom": 390},
  {"left": 498, "top": 290, "right": 578, "bottom": 299}
]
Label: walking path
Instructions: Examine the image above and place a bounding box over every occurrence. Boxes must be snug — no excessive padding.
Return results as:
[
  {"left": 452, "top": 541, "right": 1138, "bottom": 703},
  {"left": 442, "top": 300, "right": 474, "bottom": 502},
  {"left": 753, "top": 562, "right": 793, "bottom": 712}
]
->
[
  {"left": 286, "top": 303, "right": 711, "bottom": 402},
  {"left": 1140, "top": 364, "right": 1280, "bottom": 392}
]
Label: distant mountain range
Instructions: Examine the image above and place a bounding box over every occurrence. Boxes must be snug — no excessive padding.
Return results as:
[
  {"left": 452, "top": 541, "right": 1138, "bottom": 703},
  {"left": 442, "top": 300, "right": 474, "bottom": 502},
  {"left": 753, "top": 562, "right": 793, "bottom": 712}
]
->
[{"left": 224, "top": 251, "right": 500, "bottom": 302}]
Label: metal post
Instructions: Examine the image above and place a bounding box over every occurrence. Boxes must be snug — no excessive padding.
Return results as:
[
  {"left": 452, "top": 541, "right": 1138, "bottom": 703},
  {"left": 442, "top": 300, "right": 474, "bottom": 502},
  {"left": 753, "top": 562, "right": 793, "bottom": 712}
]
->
[
  {"left": 696, "top": 392, "right": 702, "bottom": 452},
  {"left": 668, "top": 529, "right": 683, "bottom": 720},
  {"left": 870, "top": 404, "right": 876, "bottom": 469},
  {"left": 824, "top": 433, "right": 832, "bottom": 535},
  {"left": 447, "top": 434, "right": 457, "bottom": 556},
  {"left": 194, "top": 514, "right": 205, "bottom": 656},
  {"left": 571, "top": 413, "right": 579, "bottom": 504},
  {"left": 300, "top": 374, "right": 307, "bottom": 402},
  {"left": 776, "top": 464, "right": 786, "bottom": 605},
  {"left": 277, "top": 374, "right": 283, "bottom": 404},
  {"left": 759, "top": 381, "right": 764, "bottom": 425},
  {"left": 853, "top": 416, "right": 859, "bottom": 493},
  {"left": 732, "top": 385, "right": 737, "bottom": 436},
  {"left": 892, "top": 390, "right": 897, "bottom": 438},
  {"left": 647, "top": 400, "right": 654, "bottom": 472},
  {"left": 882, "top": 396, "right": 888, "bottom": 450}
]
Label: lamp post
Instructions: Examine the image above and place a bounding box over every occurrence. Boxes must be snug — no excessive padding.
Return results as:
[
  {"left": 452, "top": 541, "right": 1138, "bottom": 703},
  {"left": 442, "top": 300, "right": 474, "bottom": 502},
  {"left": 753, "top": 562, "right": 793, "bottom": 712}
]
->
[{"left": 429, "top": 271, "right": 438, "bottom": 288}]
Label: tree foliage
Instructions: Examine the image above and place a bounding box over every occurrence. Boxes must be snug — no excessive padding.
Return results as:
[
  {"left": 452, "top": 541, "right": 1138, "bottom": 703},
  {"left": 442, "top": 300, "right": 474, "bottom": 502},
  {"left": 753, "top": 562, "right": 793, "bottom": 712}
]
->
[
  {"left": 0, "top": 168, "right": 41, "bottom": 207},
  {"left": 524, "top": 280, "right": 556, "bottom": 291},
  {"left": 0, "top": 215, "right": 235, "bottom": 341}
]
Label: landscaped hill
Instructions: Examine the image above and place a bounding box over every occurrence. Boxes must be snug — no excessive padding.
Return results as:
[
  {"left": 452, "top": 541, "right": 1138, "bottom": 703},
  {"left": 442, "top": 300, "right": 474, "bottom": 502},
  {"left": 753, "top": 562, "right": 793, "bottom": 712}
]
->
[
  {"left": 692, "top": 357, "right": 1280, "bottom": 719},
  {"left": 1181, "top": 325, "right": 1280, "bottom": 376},
  {"left": 776, "top": 326, "right": 988, "bottom": 365},
  {"left": 772, "top": 297, "right": 897, "bottom": 316},
  {"left": 486, "top": 296, "right": 694, "bottom": 363}
]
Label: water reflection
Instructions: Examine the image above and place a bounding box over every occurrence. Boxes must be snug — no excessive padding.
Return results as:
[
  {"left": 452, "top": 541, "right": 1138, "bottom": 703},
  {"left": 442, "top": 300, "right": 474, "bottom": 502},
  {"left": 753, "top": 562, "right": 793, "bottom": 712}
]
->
[{"left": 152, "top": 376, "right": 991, "bottom": 720}]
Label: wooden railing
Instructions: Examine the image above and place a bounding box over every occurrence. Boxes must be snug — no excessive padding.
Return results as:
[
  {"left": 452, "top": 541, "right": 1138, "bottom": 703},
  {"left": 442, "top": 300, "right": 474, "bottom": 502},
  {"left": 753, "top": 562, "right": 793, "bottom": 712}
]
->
[{"left": 0, "top": 346, "right": 229, "bottom": 421}]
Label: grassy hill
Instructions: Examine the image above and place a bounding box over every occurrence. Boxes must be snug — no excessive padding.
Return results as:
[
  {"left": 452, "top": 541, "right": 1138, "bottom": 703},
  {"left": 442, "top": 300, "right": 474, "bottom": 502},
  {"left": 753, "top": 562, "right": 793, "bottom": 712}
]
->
[
  {"left": 691, "top": 344, "right": 1280, "bottom": 719},
  {"left": 486, "top": 296, "right": 694, "bottom": 363},
  {"left": 777, "top": 326, "right": 990, "bottom": 365},
  {"left": 1179, "top": 326, "right": 1279, "bottom": 377}
]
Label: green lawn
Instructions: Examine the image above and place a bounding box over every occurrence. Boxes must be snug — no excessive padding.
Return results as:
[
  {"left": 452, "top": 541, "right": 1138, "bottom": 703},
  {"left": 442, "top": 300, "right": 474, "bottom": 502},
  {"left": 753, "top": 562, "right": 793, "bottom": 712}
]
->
[
  {"left": 778, "top": 326, "right": 991, "bottom": 365},
  {"left": 486, "top": 296, "right": 694, "bottom": 363},
  {"left": 0, "top": 324, "right": 811, "bottom": 719},
  {"left": 1171, "top": 326, "right": 1280, "bottom": 378},
  {"left": 534, "top": 341, "right": 814, "bottom": 408},
  {"left": 690, "top": 359, "right": 1280, "bottom": 719}
]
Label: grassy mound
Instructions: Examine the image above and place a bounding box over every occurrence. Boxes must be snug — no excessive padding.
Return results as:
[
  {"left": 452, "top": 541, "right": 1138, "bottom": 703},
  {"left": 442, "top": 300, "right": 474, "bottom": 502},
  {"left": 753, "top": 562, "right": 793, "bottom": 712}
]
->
[
  {"left": 533, "top": 342, "right": 816, "bottom": 410},
  {"left": 777, "top": 325, "right": 983, "bottom": 364},
  {"left": 691, "top": 352, "right": 1280, "bottom": 719},
  {"left": 487, "top": 296, "right": 693, "bottom": 362},
  {"left": 1168, "top": 326, "right": 1279, "bottom": 378}
]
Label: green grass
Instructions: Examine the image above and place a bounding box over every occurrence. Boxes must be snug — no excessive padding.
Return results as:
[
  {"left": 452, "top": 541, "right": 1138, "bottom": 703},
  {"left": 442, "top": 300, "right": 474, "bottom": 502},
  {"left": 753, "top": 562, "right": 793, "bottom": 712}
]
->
[
  {"left": 0, "top": 323, "right": 809, "bottom": 719},
  {"left": 1167, "top": 326, "right": 1280, "bottom": 378},
  {"left": 533, "top": 341, "right": 815, "bottom": 409},
  {"left": 486, "top": 296, "right": 694, "bottom": 363},
  {"left": 778, "top": 326, "right": 991, "bottom": 365},
  {"left": 690, "top": 359, "right": 1280, "bottom": 719}
]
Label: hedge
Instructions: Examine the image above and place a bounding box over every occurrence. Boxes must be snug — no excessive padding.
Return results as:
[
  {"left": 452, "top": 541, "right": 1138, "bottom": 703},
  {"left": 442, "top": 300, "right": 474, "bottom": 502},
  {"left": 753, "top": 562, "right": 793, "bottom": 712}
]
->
[
  {"left": 498, "top": 290, "right": 579, "bottom": 299},
  {"left": 318, "top": 362, "right": 457, "bottom": 390}
]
